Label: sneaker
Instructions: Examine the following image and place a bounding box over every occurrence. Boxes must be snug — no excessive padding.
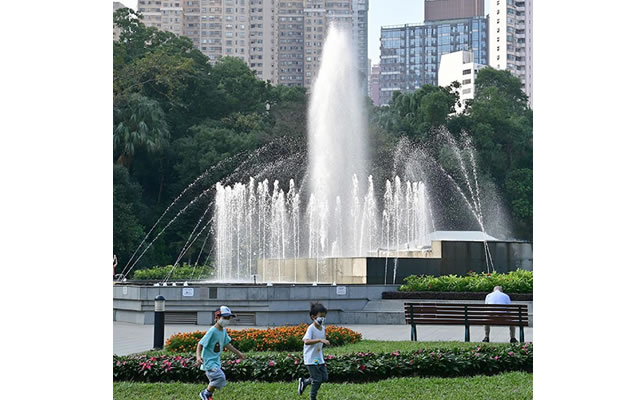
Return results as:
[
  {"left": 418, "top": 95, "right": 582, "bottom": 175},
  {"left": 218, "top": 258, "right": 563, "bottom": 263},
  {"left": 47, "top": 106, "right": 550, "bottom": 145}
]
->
[
  {"left": 510, "top": 338, "right": 518, "bottom": 343},
  {"left": 200, "top": 390, "right": 211, "bottom": 400},
  {"left": 482, "top": 337, "right": 489, "bottom": 343},
  {"left": 297, "top": 377, "right": 305, "bottom": 395}
]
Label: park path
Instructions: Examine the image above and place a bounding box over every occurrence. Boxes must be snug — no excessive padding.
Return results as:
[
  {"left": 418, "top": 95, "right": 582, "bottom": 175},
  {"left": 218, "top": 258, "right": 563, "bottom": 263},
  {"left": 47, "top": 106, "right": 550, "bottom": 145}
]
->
[{"left": 113, "top": 321, "right": 533, "bottom": 355}]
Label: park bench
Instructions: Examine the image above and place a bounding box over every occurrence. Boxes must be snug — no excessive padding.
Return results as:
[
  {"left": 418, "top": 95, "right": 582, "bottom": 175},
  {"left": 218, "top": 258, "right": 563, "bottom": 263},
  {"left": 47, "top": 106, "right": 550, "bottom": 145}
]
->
[{"left": 404, "top": 302, "right": 529, "bottom": 342}]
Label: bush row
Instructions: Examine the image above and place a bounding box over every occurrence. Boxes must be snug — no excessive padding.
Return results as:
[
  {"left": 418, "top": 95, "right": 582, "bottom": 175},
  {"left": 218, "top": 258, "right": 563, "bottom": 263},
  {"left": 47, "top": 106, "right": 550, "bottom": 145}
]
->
[
  {"left": 132, "top": 263, "right": 214, "bottom": 280},
  {"left": 382, "top": 291, "right": 533, "bottom": 301},
  {"left": 399, "top": 269, "right": 533, "bottom": 293},
  {"left": 114, "top": 343, "right": 532, "bottom": 383},
  {"left": 166, "top": 324, "right": 362, "bottom": 353}
]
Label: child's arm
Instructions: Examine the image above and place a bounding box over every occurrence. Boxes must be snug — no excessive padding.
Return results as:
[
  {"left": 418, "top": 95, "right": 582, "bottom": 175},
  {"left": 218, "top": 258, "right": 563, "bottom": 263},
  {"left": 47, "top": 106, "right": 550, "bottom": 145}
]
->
[
  {"left": 304, "top": 338, "right": 329, "bottom": 345},
  {"left": 224, "top": 342, "right": 246, "bottom": 359},
  {"left": 196, "top": 343, "right": 204, "bottom": 365}
]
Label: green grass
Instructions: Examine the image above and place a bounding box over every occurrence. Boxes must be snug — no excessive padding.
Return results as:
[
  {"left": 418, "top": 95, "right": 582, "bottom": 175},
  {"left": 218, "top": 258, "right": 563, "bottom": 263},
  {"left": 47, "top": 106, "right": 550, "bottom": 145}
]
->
[
  {"left": 140, "top": 340, "right": 512, "bottom": 358},
  {"left": 114, "top": 371, "right": 532, "bottom": 399}
]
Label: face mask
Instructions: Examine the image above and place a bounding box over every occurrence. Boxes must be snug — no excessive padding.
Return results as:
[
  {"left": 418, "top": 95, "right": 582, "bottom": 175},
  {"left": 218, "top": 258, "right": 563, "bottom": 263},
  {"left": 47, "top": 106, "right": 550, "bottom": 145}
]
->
[
  {"left": 218, "top": 318, "right": 231, "bottom": 327},
  {"left": 315, "top": 317, "right": 325, "bottom": 326}
]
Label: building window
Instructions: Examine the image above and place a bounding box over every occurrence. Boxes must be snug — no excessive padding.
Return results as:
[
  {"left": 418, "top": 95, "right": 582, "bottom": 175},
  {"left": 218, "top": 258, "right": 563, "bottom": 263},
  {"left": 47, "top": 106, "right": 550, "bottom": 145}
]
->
[{"left": 462, "top": 69, "right": 471, "bottom": 75}]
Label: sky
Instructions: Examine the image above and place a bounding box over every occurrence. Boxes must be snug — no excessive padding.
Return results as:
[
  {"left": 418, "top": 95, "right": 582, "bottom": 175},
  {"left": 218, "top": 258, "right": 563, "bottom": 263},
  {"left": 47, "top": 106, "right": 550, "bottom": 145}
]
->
[{"left": 115, "top": 0, "right": 489, "bottom": 66}]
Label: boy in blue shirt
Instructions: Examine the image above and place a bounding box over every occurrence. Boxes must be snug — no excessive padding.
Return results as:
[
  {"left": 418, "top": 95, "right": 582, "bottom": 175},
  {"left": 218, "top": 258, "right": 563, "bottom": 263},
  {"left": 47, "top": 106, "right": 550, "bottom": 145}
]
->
[
  {"left": 297, "top": 303, "right": 330, "bottom": 400},
  {"left": 196, "top": 306, "right": 245, "bottom": 400}
]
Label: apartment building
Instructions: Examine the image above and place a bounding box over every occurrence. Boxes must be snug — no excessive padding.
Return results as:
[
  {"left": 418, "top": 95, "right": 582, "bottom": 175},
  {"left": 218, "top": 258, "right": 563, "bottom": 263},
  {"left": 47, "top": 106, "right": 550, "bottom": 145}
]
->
[
  {"left": 438, "top": 50, "right": 486, "bottom": 113},
  {"left": 113, "top": 2, "right": 127, "bottom": 41},
  {"left": 369, "top": 63, "right": 380, "bottom": 106},
  {"left": 489, "top": 0, "right": 533, "bottom": 106},
  {"left": 138, "top": 0, "right": 367, "bottom": 87},
  {"left": 379, "top": 16, "right": 488, "bottom": 105},
  {"left": 424, "top": 0, "right": 483, "bottom": 21}
]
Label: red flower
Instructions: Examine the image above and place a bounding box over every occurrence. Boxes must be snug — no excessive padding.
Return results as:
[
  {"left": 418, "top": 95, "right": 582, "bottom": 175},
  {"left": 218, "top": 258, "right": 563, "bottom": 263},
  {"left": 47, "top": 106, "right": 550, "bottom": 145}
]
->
[
  {"left": 268, "top": 360, "right": 275, "bottom": 367},
  {"left": 359, "top": 365, "right": 366, "bottom": 371}
]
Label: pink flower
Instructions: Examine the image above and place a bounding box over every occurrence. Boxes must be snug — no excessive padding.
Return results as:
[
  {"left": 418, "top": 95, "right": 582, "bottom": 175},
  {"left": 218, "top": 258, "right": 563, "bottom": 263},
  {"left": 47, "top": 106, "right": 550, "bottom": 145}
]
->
[
  {"left": 494, "top": 356, "right": 500, "bottom": 360},
  {"left": 268, "top": 360, "right": 275, "bottom": 367},
  {"left": 359, "top": 365, "right": 366, "bottom": 371},
  {"left": 409, "top": 359, "right": 414, "bottom": 365},
  {"left": 508, "top": 352, "right": 515, "bottom": 356},
  {"left": 477, "top": 347, "right": 481, "bottom": 352},
  {"left": 116, "top": 361, "right": 121, "bottom": 366},
  {"left": 294, "top": 360, "right": 299, "bottom": 365},
  {"left": 235, "top": 359, "right": 242, "bottom": 364}
]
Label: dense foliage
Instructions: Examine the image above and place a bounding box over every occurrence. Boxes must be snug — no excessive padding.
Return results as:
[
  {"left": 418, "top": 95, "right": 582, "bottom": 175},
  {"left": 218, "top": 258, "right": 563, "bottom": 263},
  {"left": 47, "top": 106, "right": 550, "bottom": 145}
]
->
[
  {"left": 399, "top": 270, "right": 533, "bottom": 293},
  {"left": 131, "top": 264, "right": 214, "bottom": 280},
  {"left": 113, "top": 8, "right": 533, "bottom": 276},
  {"left": 113, "top": 342, "right": 532, "bottom": 383},
  {"left": 165, "top": 324, "right": 362, "bottom": 353}
]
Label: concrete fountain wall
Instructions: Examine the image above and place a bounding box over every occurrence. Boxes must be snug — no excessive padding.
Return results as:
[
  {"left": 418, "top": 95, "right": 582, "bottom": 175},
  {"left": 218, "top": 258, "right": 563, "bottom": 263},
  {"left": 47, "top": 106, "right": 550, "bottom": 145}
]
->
[
  {"left": 113, "top": 283, "right": 402, "bottom": 326},
  {"left": 258, "top": 239, "right": 532, "bottom": 284}
]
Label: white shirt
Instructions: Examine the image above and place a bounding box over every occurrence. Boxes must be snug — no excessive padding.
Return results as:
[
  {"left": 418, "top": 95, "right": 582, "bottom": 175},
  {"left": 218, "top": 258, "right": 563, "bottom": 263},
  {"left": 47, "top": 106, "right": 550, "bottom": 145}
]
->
[
  {"left": 485, "top": 290, "right": 511, "bottom": 305},
  {"left": 302, "top": 323, "right": 325, "bottom": 365}
]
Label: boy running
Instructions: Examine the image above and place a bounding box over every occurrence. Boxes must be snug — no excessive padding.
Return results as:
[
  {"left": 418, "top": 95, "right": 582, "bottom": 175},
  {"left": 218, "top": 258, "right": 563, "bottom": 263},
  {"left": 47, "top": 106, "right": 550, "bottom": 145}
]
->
[
  {"left": 297, "top": 303, "right": 330, "bottom": 399},
  {"left": 196, "top": 306, "right": 245, "bottom": 399}
]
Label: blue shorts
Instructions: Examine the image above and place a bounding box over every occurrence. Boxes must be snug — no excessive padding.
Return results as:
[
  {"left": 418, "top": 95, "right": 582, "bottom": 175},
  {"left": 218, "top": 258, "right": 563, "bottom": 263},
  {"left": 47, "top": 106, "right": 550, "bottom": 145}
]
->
[{"left": 205, "top": 367, "right": 227, "bottom": 389}]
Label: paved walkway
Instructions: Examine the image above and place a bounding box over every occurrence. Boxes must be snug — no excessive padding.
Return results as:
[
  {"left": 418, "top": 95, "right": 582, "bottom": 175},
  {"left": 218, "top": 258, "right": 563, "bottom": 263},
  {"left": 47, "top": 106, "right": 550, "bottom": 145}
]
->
[{"left": 114, "top": 321, "right": 533, "bottom": 355}]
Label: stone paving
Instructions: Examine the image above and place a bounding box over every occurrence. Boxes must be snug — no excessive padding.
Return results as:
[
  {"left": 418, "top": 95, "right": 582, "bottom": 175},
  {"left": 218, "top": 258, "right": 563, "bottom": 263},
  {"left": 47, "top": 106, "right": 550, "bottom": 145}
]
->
[{"left": 113, "top": 321, "right": 533, "bottom": 355}]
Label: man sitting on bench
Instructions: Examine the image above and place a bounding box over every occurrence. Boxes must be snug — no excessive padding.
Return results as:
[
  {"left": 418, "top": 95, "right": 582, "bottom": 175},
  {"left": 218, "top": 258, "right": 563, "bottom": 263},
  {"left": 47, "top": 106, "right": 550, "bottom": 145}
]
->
[{"left": 483, "top": 286, "right": 518, "bottom": 343}]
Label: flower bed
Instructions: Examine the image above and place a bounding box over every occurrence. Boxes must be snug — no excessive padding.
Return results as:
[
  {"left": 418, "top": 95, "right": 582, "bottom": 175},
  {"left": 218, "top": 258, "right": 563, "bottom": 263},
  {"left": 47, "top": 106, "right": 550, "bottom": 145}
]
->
[
  {"left": 113, "top": 343, "right": 533, "bottom": 383},
  {"left": 166, "top": 324, "right": 362, "bottom": 353},
  {"left": 399, "top": 270, "right": 532, "bottom": 293}
]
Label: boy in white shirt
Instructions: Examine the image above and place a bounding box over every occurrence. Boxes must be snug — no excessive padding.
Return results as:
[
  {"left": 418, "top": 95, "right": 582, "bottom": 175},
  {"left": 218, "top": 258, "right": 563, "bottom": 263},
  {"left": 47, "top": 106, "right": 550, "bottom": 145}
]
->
[{"left": 297, "top": 303, "right": 330, "bottom": 400}]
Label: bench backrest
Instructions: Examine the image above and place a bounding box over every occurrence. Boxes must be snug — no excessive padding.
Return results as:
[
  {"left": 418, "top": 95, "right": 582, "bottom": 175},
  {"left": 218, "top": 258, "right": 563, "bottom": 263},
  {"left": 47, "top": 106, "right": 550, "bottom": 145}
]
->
[{"left": 404, "top": 302, "right": 529, "bottom": 326}]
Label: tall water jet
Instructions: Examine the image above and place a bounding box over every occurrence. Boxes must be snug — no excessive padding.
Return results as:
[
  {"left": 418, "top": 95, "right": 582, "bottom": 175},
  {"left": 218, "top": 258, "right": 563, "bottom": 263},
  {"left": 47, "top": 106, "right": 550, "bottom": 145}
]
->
[{"left": 308, "top": 23, "right": 367, "bottom": 256}]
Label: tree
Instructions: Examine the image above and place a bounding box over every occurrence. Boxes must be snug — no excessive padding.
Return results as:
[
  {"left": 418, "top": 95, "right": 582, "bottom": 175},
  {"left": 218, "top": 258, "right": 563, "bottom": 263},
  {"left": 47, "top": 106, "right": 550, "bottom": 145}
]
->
[
  {"left": 113, "top": 164, "right": 146, "bottom": 271},
  {"left": 113, "top": 93, "right": 170, "bottom": 168}
]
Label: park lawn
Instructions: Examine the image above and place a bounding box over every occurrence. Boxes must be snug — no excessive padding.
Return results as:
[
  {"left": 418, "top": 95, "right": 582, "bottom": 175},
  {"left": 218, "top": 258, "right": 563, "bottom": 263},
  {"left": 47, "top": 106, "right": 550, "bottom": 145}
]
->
[
  {"left": 141, "top": 340, "right": 513, "bottom": 358},
  {"left": 114, "top": 371, "right": 532, "bottom": 400}
]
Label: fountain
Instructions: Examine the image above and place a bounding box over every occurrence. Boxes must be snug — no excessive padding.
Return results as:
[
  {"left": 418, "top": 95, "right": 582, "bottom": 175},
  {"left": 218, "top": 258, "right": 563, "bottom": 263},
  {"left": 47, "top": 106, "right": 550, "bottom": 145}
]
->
[{"left": 118, "top": 25, "right": 531, "bottom": 287}]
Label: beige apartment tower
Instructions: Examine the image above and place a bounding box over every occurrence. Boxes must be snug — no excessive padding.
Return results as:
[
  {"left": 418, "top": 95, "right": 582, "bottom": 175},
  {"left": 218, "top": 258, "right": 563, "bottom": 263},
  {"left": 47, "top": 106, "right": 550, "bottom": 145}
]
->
[
  {"left": 424, "top": 0, "right": 484, "bottom": 21},
  {"left": 138, "top": 0, "right": 368, "bottom": 88}
]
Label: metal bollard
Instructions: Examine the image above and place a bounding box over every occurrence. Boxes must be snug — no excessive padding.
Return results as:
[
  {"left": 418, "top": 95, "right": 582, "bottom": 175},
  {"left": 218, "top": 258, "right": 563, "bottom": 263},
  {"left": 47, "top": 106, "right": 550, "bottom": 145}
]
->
[{"left": 153, "top": 295, "right": 166, "bottom": 349}]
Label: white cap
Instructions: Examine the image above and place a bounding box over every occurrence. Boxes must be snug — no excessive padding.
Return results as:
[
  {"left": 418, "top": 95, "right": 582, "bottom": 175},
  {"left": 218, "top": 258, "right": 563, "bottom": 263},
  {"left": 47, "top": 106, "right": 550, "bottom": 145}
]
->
[{"left": 218, "top": 305, "right": 236, "bottom": 317}]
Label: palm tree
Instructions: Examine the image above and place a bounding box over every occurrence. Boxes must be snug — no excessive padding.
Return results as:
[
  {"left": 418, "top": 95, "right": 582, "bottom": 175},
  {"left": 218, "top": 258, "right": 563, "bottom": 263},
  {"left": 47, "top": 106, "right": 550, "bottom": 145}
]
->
[{"left": 113, "top": 93, "right": 170, "bottom": 169}]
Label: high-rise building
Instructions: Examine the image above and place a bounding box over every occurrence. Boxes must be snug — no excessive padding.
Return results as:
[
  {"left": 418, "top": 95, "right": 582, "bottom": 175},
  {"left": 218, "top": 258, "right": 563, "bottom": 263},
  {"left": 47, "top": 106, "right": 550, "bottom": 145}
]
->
[
  {"left": 369, "top": 63, "right": 380, "bottom": 106},
  {"left": 489, "top": 0, "right": 533, "bottom": 106},
  {"left": 424, "top": 0, "right": 484, "bottom": 21},
  {"left": 113, "top": 2, "right": 127, "bottom": 41},
  {"left": 438, "top": 50, "right": 486, "bottom": 113},
  {"left": 138, "top": 0, "right": 367, "bottom": 88},
  {"left": 379, "top": 16, "right": 488, "bottom": 105}
]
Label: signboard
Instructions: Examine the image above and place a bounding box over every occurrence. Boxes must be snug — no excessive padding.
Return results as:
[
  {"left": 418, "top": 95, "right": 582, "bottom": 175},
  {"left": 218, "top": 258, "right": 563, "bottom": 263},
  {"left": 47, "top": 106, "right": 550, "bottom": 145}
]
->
[
  {"left": 182, "top": 287, "right": 194, "bottom": 297},
  {"left": 336, "top": 286, "right": 347, "bottom": 295}
]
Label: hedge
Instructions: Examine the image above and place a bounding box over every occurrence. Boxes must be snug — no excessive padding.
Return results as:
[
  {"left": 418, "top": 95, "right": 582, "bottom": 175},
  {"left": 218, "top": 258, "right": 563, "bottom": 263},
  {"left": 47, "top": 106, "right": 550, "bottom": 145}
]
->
[
  {"left": 113, "top": 343, "right": 533, "bottom": 383},
  {"left": 399, "top": 270, "right": 532, "bottom": 293},
  {"left": 166, "top": 324, "right": 362, "bottom": 353},
  {"left": 132, "top": 264, "right": 214, "bottom": 280}
]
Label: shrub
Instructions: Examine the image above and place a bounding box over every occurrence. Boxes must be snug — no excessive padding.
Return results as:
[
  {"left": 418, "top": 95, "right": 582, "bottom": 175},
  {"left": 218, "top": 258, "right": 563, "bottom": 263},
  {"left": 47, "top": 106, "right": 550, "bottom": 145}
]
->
[
  {"left": 399, "top": 269, "right": 532, "bottom": 293},
  {"left": 165, "top": 324, "right": 362, "bottom": 353},
  {"left": 132, "top": 263, "right": 214, "bottom": 280},
  {"left": 113, "top": 342, "right": 533, "bottom": 383}
]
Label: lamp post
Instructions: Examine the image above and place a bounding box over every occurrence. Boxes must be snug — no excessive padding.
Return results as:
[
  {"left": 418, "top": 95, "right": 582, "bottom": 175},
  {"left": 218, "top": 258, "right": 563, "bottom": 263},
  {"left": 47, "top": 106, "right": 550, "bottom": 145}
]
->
[{"left": 153, "top": 295, "right": 166, "bottom": 349}]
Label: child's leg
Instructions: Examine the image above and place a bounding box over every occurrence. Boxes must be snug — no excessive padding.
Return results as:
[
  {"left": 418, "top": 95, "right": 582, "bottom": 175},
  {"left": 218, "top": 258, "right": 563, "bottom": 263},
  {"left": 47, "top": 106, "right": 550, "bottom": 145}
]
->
[{"left": 307, "top": 365, "right": 323, "bottom": 400}]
